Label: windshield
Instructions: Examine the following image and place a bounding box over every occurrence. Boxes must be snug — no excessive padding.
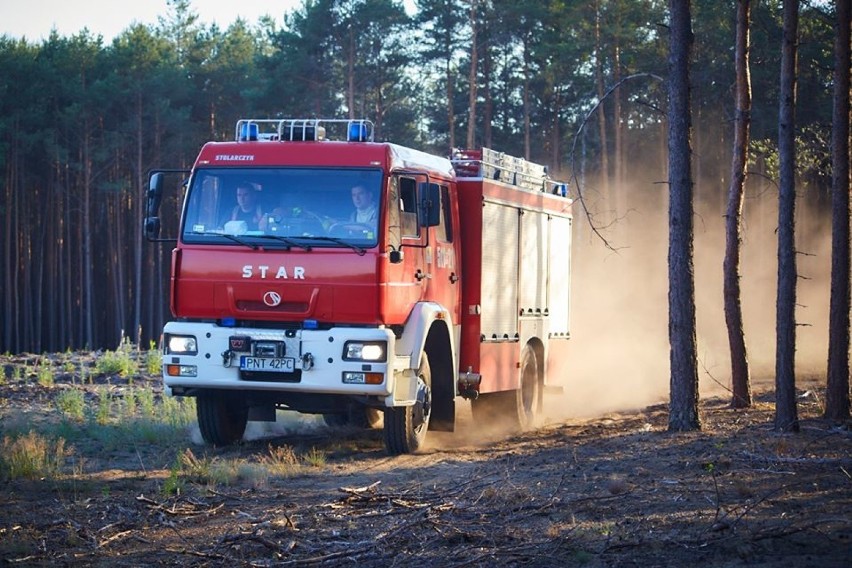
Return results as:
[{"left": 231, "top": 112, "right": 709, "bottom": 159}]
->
[{"left": 181, "top": 167, "right": 383, "bottom": 248}]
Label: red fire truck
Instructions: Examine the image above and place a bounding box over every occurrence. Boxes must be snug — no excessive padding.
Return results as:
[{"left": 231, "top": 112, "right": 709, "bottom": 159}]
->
[{"left": 145, "top": 118, "right": 572, "bottom": 454}]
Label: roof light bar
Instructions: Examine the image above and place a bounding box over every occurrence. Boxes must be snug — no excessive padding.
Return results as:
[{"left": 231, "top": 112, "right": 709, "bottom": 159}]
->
[{"left": 234, "top": 118, "right": 375, "bottom": 143}]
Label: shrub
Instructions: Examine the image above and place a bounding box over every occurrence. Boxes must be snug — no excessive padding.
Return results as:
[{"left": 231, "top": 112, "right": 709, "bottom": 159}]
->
[
  {"left": 96, "top": 338, "right": 138, "bottom": 377},
  {"left": 260, "top": 444, "right": 300, "bottom": 477},
  {"left": 55, "top": 390, "right": 86, "bottom": 422},
  {"left": 95, "top": 387, "right": 113, "bottom": 425},
  {"left": 302, "top": 447, "right": 327, "bottom": 468},
  {"left": 145, "top": 341, "right": 162, "bottom": 375},
  {"left": 0, "top": 431, "right": 67, "bottom": 480},
  {"left": 137, "top": 389, "right": 156, "bottom": 419},
  {"left": 36, "top": 362, "right": 54, "bottom": 387}
]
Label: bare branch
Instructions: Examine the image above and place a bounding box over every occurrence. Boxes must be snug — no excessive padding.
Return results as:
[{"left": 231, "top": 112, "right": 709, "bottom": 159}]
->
[{"left": 568, "top": 73, "right": 664, "bottom": 251}]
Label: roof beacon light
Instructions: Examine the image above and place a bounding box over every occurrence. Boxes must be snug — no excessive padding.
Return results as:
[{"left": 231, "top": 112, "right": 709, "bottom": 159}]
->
[
  {"left": 238, "top": 122, "right": 258, "bottom": 141},
  {"left": 348, "top": 120, "right": 369, "bottom": 142}
]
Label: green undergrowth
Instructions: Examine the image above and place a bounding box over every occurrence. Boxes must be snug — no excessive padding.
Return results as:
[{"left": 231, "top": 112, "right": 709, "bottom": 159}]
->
[
  {"left": 1, "top": 344, "right": 332, "bottom": 486},
  {"left": 161, "top": 444, "right": 328, "bottom": 495}
]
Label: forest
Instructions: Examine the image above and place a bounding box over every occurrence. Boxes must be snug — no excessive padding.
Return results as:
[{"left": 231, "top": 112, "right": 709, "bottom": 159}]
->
[{"left": 0, "top": 0, "right": 839, "bottom": 354}]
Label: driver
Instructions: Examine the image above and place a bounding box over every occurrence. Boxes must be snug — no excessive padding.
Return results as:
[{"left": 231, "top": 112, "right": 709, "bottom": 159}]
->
[{"left": 349, "top": 184, "right": 377, "bottom": 224}]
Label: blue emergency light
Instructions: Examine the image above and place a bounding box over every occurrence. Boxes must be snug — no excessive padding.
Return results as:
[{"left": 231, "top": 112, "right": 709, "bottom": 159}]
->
[
  {"left": 238, "top": 122, "right": 258, "bottom": 142},
  {"left": 348, "top": 121, "right": 369, "bottom": 142}
]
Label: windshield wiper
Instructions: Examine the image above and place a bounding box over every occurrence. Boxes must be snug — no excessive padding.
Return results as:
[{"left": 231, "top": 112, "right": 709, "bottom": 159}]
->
[
  {"left": 297, "top": 236, "right": 366, "bottom": 256},
  {"left": 254, "top": 234, "right": 313, "bottom": 251},
  {"left": 217, "top": 233, "right": 260, "bottom": 250}
]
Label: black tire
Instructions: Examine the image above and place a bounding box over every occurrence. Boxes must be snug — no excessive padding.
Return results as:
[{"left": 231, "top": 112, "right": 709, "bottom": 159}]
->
[
  {"left": 470, "top": 347, "right": 539, "bottom": 431},
  {"left": 384, "top": 354, "right": 432, "bottom": 455},
  {"left": 196, "top": 391, "right": 248, "bottom": 446}
]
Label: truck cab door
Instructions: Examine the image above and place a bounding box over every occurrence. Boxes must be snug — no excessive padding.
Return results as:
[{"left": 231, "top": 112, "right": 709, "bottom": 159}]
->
[
  {"left": 382, "top": 176, "right": 427, "bottom": 322},
  {"left": 423, "top": 182, "right": 461, "bottom": 325},
  {"left": 383, "top": 176, "right": 460, "bottom": 326}
]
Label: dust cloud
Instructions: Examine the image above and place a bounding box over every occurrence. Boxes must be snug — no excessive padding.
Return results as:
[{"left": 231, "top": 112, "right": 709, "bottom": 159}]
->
[{"left": 552, "top": 175, "right": 832, "bottom": 420}]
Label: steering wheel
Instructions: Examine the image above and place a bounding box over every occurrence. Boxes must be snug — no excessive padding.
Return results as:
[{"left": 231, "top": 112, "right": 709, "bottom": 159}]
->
[{"left": 327, "top": 222, "right": 373, "bottom": 236}]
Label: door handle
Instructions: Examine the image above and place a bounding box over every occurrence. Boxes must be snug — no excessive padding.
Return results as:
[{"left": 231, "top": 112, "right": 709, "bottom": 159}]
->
[
  {"left": 449, "top": 272, "right": 459, "bottom": 283},
  {"left": 415, "top": 269, "right": 426, "bottom": 281}
]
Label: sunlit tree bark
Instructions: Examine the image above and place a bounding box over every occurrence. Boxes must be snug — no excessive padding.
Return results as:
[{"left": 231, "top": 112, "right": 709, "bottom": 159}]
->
[
  {"left": 775, "top": 0, "right": 800, "bottom": 433},
  {"left": 667, "top": 0, "right": 701, "bottom": 432},
  {"left": 725, "top": 0, "right": 753, "bottom": 409},
  {"left": 826, "top": 0, "right": 852, "bottom": 421}
]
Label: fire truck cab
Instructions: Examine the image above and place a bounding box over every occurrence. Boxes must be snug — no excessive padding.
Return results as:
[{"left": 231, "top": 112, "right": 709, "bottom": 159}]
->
[{"left": 145, "top": 118, "right": 572, "bottom": 455}]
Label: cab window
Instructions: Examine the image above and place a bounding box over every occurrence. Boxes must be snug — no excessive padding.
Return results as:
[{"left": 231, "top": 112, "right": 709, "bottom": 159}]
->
[{"left": 399, "top": 177, "right": 419, "bottom": 238}]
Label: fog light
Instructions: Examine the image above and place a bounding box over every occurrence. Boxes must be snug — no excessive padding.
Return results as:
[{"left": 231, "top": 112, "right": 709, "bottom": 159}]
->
[
  {"left": 342, "top": 372, "right": 383, "bottom": 385},
  {"left": 166, "top": 364, "right": 197, "bottom": 377},
  {"left": 343, "top": 372, "right": 366, "bottom": 384}
]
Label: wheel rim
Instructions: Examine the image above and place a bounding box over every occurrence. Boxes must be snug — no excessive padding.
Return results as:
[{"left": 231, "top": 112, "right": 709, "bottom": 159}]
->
[
  {"left": 411, "top": 374, "right": 432, "bottom": 432},
  {"left": 520, "top": 350, "right": 538, "bottom": 424}
]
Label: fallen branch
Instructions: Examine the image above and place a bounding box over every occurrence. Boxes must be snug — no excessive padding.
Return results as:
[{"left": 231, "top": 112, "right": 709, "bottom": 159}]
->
[
  {"left": 97, "top": 529, "right": 133, "bottom": 548},
  {"left": 136, "top": 494, "right": 224, "bottom": 517},
  {"left": 740, "top": 452, "right": 852, "bottom": 466}
]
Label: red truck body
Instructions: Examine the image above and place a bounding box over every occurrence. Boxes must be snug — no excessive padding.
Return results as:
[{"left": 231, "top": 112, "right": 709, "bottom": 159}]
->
[{"left": 147, "top": 119, "right": 572, "bottom": 454}]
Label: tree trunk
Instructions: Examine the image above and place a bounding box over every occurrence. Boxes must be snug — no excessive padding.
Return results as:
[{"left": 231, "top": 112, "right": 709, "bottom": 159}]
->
[
  {"left": 82, "top": 117, "right": 95, "bottom": 349},
  {"left": 613, "top": 42, "right": 623, "bottom": 194},
  {"left": 447, "top": 57, "right": 455, "bottom": 152},
  {"left": 595, "top": 0, "right": 610, "bottom": 196},
  {"left": 466, "top": 0, "right": 478, "bottom": 149},
  {"left": 775, "top": 0, "right": 800, "bottom": 433},
  {"left": 667, "top": 0, "right": 701, "bottom": 432},
  {"left": 522, "top": 41, "right": 531, "bottom": 159},
  {"left": 725, "top": 0, "right": 753, "bottom": 409},
  {"left": 133, "top": 90, "right": 144, "bottom": 344},
  {"left": 3, "top": 130, "right": 14, "bottom": 351},
  {"left": 826, "top": 0, "right": 852, "bottom": 421},
  {"left": 483, "top": 11, "right": 493, "bottom": 149}
]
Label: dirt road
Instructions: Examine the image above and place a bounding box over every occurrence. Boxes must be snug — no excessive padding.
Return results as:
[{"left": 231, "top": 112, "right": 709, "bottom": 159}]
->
[{"left": 1, "top": 355, "right": 850, "bottom": 567}]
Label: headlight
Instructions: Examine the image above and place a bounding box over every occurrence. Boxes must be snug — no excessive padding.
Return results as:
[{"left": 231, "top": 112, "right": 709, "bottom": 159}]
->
[
  {"left": 165, "top": 334, "right": 198, "bottom": 355},
  {"left": 343, "top": 341, "right": 386, "bottom": 362}
]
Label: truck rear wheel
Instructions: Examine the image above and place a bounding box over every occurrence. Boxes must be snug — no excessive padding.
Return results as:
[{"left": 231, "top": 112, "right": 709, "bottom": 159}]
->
[
  {"left": 384, "top": 354, "right": 431, "bottom": 455},
  {"left": 471, "top": 347, "right": 539, "bottom": 431},
  {"left": 197, "top": 391, "right": 248, "bottom": 446}
]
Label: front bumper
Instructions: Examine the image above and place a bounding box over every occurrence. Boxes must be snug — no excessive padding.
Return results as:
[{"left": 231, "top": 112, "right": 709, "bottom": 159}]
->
[{"left": 161, "top": 321, "right": 414, "bottom": 404}]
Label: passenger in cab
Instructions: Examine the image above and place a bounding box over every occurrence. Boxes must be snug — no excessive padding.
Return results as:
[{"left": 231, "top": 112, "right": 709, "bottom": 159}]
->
[{"left": 230, "top": 182, "right": 264, "bottom": 230}]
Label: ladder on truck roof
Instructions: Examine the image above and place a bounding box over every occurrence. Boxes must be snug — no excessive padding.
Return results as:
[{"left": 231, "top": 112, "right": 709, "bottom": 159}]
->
[{"left": 451, "top": 148, "right": 567, "bottom": 195}]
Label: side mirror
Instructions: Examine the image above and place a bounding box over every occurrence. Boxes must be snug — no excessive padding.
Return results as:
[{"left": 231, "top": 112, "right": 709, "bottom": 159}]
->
[
  {"left": 143, "top": 168, "right": 189, "bottom": 243},
  {"left": 419, "top": 183, "right": 441, "bottom": 228},
  {"left": 144, "top": 216, "right": 161, "bottom": 240},
  {"left": 147, "top": 172, "right": 164, "bottom": 217},
  {"left": 143, "top": 172, "right": 165, "bottom": 241}
]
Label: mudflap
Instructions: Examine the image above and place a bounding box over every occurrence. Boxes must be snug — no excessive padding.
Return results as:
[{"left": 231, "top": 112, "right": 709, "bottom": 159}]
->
[{"left": 429, "top": 396, "right": 455, "bottom": 432}]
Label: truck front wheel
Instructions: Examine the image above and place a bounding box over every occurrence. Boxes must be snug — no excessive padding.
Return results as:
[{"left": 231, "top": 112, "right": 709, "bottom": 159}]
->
[
  {"left": 197, "top": 391, "right": 248, "bottom": 446},
  {"left": 384, "top": 355, "right": 432, "bottom": 455}
]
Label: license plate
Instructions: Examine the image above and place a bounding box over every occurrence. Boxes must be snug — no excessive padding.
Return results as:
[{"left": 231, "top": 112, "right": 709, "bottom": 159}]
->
[{"left": 239, "top": 356, "right": 295, "bottom": 372}]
